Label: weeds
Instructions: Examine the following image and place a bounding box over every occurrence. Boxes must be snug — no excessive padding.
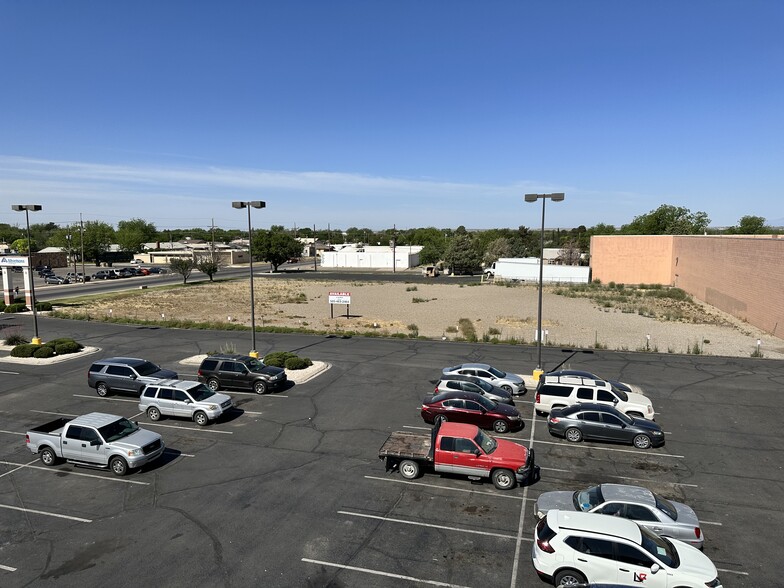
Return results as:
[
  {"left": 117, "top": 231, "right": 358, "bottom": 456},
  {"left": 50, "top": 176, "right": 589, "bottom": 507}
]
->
[{"left": 457, "top": 318, "right": 477, "bottom": 341}]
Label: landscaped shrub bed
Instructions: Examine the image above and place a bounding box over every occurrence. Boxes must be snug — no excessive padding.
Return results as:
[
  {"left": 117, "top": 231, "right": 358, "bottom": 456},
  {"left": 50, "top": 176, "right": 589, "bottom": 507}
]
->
[
  {"left": 10, "top": 337, "right": 84, "bottom": 358},
  {"left": 263, "top": 351, "right": 312, "bottom": 370}
]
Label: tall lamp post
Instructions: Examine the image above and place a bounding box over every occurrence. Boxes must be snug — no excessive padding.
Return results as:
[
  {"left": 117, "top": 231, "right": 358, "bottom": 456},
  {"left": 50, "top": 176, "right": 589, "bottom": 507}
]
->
[
  {"left": 232, "top": 200, "right": 266, "bottom": 358},
  {"left": 524, "top": 192, "right": 565, "bottom": 379},
  {"left": 11, "top": 204, "right": 43, "bottom": 344}
]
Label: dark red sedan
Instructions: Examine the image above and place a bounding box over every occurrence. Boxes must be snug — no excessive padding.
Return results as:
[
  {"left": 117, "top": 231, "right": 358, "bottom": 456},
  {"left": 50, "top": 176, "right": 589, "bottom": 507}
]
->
[{"left": 421, "top": 390, "right": 524, "bottom": 434}]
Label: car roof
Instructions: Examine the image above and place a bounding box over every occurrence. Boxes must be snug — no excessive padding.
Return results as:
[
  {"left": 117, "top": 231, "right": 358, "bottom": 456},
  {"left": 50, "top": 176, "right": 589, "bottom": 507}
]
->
[
  {"left": 430, "top": 390, "right": 486, "bottom": 403},
  {"left": 148, "top": 379, "right": 203, "bottom": 391},
  {"left": 561, "top": 402, "right": 622, "bottom": 414},
  {"left": 548, "top": 510, "right": 642, "bottom": 544},
  {"left": 205, "top": 354, "right": 255, "bottom": 361},
  {"left": 71, "top": 412, "right": 127, "bottom": 428},
  {"left": 599, "top": 484, "right": 655, "bottom": 506},
  {"left": 542, "top": 374, "right": 608, "bottom": 387},
  {"left": 452, "top": 363, "right": 492, "bottom": 370},
  {"left": 439, "top": 421, "right": 480, "bottom": 437},
  {"left": 439, "top": 373, "right": 483, "bottom": 383},
  {"left": 94, "top": 357, "right": 147, "bottom": 367}
]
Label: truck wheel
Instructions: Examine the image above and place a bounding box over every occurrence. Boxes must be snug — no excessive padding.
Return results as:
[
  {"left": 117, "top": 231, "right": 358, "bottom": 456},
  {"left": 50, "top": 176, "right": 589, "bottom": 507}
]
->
[
  {"left": 399, "top": 459, "right": 420, "bottom": 480},
  {"left": 96, "top": 382, "right": 109, "bottom": 397},
  {"left": 147, "top": 407, "right": 161, "bottom": 421},
  {"left": 492, "top": 468, "right": 516, "bottom": 490},
  {"left": 110, "top": 456, "right": 129, "bottom": 476},
  {"left": 194, "top": 411, "right": 209, "bottom": 426},
  {"left": 434, "top": 415, "right": 447, "bottom": 426},
  {"left": 39, "top": 447, "right": 57, "bottom": 467},
  {"left": 206, "top": 378, "right": 220, "bottom": 391},
  {"left": 253, "top": 380, "right": 268, "bottom": 395},
  {"left": 565, "top": 427, "right": 583, "bottom": 443},
  {"left": 554, "top": 569, "right": 586, "bottom": 586},
  {"left": 633, "top": 434, "right": 652, "bottom": 449},
  {"left": 493, "top": 419, "right": 509, "bottom": 434}
]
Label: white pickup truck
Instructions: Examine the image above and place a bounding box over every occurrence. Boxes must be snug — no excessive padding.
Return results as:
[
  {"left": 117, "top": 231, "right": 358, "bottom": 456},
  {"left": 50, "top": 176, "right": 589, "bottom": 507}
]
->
[{"left": 25, "top": 413, "right": 165, "bottom": 476}]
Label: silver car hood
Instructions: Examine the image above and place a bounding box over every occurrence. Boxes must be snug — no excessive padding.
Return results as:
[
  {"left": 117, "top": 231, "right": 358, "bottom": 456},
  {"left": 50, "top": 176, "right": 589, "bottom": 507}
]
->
[
  {"left": 534, "top": 491, "right": 575, "bottom": 515},
  {"left": 199, "top": 393, "right": 232, "bottom": 407},
  {"left": 672, "top": 501, "right": 701, "bottom": 527},
  {"left": 109, "top": 428, "right": 162, "bottom": 450}
]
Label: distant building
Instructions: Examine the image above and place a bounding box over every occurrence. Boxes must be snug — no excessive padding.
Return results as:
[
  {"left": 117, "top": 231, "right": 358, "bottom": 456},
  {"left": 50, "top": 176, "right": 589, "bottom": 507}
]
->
[{"left": 321, "top": 245, "right": 423, "bottom": 269}]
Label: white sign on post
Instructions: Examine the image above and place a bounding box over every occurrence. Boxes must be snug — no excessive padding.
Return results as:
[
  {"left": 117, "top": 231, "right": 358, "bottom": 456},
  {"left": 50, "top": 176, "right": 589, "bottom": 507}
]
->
[{"left": 328, "top": 291, "right": 351, "bottom": 305}]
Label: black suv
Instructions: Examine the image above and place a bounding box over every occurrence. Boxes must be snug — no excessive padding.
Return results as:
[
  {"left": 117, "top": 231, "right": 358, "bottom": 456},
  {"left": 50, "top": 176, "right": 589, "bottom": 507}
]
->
[{"left": 197, "top": 354, "right": 287, "bottom": 394}]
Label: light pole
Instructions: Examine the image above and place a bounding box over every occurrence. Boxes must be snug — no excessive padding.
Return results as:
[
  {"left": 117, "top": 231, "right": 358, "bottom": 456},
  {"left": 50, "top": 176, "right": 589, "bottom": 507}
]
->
[
  {"left": 232, "top": 200, "right": 266, "bottom": 358},
  {"left": 11, "top": 204, "right": 43, "bottom": 344},
  {"left": 524, "top": 192, "right": 565, "bottom": 378}
]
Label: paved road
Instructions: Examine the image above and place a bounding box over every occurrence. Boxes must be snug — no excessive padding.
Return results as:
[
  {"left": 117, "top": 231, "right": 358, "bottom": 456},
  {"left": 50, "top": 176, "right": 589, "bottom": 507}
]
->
[{"left": 0, "top": 314, "right": 781, "bottom": 587}]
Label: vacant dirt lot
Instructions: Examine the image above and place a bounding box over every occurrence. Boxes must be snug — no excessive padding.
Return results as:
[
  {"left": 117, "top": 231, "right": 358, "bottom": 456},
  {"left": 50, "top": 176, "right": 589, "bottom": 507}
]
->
[{"left": 52, "top": 277, "right": 784, "bottom": 359}]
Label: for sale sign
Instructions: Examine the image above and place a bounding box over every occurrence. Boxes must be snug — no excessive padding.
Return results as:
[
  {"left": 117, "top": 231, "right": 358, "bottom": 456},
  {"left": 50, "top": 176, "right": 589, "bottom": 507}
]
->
[{"left": 328, "top": 291, "right": 351, "bottom": 305}]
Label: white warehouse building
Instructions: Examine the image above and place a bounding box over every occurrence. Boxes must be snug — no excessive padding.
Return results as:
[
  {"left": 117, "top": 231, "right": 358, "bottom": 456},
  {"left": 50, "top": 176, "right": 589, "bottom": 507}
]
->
[{"left": 321, "top": 245, "right": 423, "bottom": 269}]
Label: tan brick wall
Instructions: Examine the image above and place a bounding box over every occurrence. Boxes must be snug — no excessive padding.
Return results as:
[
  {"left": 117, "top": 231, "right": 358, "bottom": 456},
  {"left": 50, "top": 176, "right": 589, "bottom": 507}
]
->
[{"left": 589, "top": 234, "right": 784, "bottom": 339}]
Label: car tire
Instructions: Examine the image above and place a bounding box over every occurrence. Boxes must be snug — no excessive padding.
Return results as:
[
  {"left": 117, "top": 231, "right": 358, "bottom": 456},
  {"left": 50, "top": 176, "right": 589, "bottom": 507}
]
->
[
  {"left": 554, "top": 569, "right": 587, "bottom": 586},
  {"left": 110, "top": 456, "right": 129, "bottom": 476},
  {"left": 633, "top": 434, "right": 652, "bottom": 449},
  {"left": 491, "top": 468, "right": 516, "bottom": 490},
  {"left": 399, "top": 459, "right": 420, "bottom": 480},
  {"left": 147, "top": 407, "right": 161, "bottom": 421},
  {"left": 434, "top": 415, "right": 447, "bottom": 426},
  {"left": 96, "top": 382, "right": 109, "bottom": 397},
  {"left": 206, "top": 378, "right": 220, "bottom": 392},
  {"left": 565, "top": 427, "right": 583, "bottom": 443},
  {"left": 493, "top": 419, "right": 509, "bottom": 434},
  {"left": 501, "top": 384, "right": 513, "bottom": 393},
  {"left": 253, "top": 380, "right": 268, "bottom": 395},
  {"left": 39, "top": 447, "right": 57, "bottom": 467},
  {"left": 194, "top": 411, "right": 209, "bottom": 427}
]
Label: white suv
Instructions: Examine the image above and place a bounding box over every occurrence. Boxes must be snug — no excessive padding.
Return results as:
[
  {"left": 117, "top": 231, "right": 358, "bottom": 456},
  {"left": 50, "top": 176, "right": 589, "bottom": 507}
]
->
[
  {"left": 532, "top": 510, "right": 722, "bottom": 587},
  {"left": 535, "top": 375, "right": 655, "bottom": 420}
]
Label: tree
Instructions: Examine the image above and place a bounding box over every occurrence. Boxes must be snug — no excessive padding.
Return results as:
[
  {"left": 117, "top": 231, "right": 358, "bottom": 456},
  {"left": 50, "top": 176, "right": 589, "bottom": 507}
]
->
[
  {"left": 196, "top": 254, "right": 221, "bottom": 282},
  {"left": 444, "top": 234, "right": 482, "bottom": 274},
  {"left": 483, "top": 237, "right": 512, "bottom": 266},
  {"left": 116, "top": 218, "right": 157, "bottom": 253},
  {"left": 621, "top": 205, "right": 710, "bottom": 235},
  {"left": 10, "top": 238, "right": 31, "bottom": 254},
  {"left": 557, "top": 239, "right": 582, "bottom": 265},
  {"left": 252, "top": 229, "right": 302, "bottom": 272},
  {"left": 735, "top": 215, "right": 768, "bottom": 234},
  {"left": 169, "top": 258, "right": 196, "bottom": 284},
  {"left": 82, "top": 221, "right": 116, "bottom": 265}
]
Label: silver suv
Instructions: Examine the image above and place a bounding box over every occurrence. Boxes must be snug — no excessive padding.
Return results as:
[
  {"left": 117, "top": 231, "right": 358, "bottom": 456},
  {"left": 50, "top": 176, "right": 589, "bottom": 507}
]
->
[
  {"left": 138, "top": 380, "right": 233, "bottom": 426},
  {"left": 435, "top": 374, "right": 514, "bottom": 405},
  {"left": 88, "top": 357, "right": 178, "bottom": 397}
]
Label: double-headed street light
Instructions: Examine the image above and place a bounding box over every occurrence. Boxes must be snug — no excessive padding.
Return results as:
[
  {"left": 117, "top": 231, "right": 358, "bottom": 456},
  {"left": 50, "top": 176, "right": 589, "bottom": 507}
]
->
[
  {"left": 232, "top": 200, "right": 266, "bottom": 358},
  {"left": 524, "top": 192, "right": 565, "bottom": 379},
  {"left": 11, "top": 204, "right": 43, "bottom": 344}
]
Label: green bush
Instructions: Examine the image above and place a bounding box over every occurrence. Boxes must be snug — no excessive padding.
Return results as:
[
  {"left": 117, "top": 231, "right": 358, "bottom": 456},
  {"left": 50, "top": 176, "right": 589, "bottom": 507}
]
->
[
  {"left": 4, "top": 332, "right": 28, "bottom": 346},
  {"left": 33, "top": 346, "right": 56, "bottom": 358},
  {"left": 4, "top": 303, "right": 28, "bottom": 313},
  {"left": 35, "top": 301, "right": 53, "bottom": 311},
  {"left": 0, "top": 301, "right": 5, "bottom": 312},
  {"left": 284, "top": 356, "right": 312, "bottom": 370},
  {"left": 11, "top": 343, "right": 39, "bottom": 357},
  {"left": 263, "top": 351, "right": 298, "bottom": 367},
  {"left": 55, "top": 341, "right": 83, "bottom": 355}
]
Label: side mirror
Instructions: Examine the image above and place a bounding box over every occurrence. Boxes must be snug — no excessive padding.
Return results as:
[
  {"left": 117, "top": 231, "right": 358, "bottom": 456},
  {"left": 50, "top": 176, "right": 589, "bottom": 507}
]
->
[
  {"left": 130, "top": 374, "right": 137, "bottom": 380},
  {"left": 473, "top": 449, "right": 481, "bottom": 457},
  {"left": 90, "top": 439, "right": 102, "bottom": 447},
  {"left": 612, "top": 398, "right": 619, "bottom": 404},
  {"left": 650, "top": 563, "right": 661, "bottom": 574}
]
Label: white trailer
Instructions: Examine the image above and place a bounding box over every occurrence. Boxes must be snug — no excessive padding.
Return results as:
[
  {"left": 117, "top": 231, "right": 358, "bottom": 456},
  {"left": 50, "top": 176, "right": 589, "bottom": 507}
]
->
[{"left": 484, "top": 258, "right": 590, "bottom": 283}]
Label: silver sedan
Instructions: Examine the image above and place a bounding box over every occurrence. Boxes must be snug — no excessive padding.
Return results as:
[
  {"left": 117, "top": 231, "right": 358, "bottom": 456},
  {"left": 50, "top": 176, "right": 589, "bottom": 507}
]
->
[
  {"left": 533, "top": 483, "right": 704, "bottom": 549},
  {"left": 441, "top": 363, "right": 526, "bottom": 395}
]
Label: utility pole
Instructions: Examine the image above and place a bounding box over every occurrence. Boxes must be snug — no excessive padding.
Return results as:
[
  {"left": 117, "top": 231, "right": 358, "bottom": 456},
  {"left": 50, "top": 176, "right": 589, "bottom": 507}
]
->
[{"left": 80, "top": 213, "right": 86, "bottom": 278}]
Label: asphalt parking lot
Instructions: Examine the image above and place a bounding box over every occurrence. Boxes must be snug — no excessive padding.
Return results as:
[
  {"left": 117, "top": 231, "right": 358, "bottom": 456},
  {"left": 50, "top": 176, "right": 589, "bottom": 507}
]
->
[{"left": 0, "top": 314, "right": 782, "bottom": 587}]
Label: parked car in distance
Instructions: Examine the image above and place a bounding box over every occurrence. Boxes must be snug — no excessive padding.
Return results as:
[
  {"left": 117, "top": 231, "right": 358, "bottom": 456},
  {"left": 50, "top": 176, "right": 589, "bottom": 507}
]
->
[
  {"left": 534, "top": 483, "right": 704, "bottom": 549},
  {"left": 130, "top": 259, "right": 143, "bottom": 264},
  {"left": 88, "top": 357, "right": 178, "bottom": 397},
  {"left": 148, "top": 267, "right": 169, "bottom": 274},
  {"left": 435, "top": 373, "right": 514, "bottom": 405},
  {"left": 547, "top": 403, "right": 664, "bottom": 449},
  {"left": 197, "top": 354, "right": 287, "bottom": 394},
  {"left": 532, "top": 510, "right": 721, "bottom": 588},
  {"left": 65, "top": 272, "right": 90, "bottom": 282},
  {"left": 421, "top": 390, "right": 523, "bottom": 434},
  {"left": 535, "top": 374, "right": 655, "bottom": 420},
  {"left": 442, "top": 363, "right": 526, "bottom": 395},
  {"left": 545, "top": 369, "right": 640, "bottom": 395},
  {"left": 44, "top": 274, "right": 69, "bottom": 284},
  {"left": 92, "top": 270, "right": 117, "bottom": 280},
  {"left": 139, "top": 379, "right": 233, "bottom": 426},
  {"left": 38, "top": 268, "right": 55, "bottom": 278},
  {"left": 135, "top": 267, "right": 151, "bottom": 275}
]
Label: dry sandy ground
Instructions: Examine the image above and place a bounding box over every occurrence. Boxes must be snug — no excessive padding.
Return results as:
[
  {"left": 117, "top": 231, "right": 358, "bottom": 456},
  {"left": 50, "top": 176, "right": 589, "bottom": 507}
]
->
[{"left": 51, "top": 276, "right": 784, "bottom": 360}]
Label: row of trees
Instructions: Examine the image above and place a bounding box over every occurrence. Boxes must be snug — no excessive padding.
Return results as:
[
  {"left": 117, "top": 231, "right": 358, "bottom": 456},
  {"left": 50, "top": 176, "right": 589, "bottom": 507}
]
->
[{"left": 0, "top": 207, "right": 777, "bottom": 272}]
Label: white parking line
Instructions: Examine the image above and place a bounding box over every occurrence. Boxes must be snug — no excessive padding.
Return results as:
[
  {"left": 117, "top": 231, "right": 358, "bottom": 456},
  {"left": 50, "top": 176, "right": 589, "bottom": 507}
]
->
[
  {"left": 73, "top": 394, "right": 137, "bottom": 403},
  {"left": 0, "top": 563, "right": 17, "bottom": 572},
  {"left": 338, "top": 510, "right": 523, "bottom": 541},
  {"left": 140, "top": 422, "right": 233, "bottom": 434},
  {"left": 716, "top": 568, "right": 749, "bottom": 576},
  {"left": 0, "top": 430, "right": 25, "bottom": 436},
  {"left": 0, "top": 460, "right": 149, "bottom": 485},
  {"left": 538, "top": 467, "right": 699, "bottom": 488},
  {"left": 0, "top": 504, "right": 92, "bottom": 523},
  {"left": 301, "top": 558, "right": 471, "bottom": 588},
  {"left": 224, "top": 391, "right": 288, "bottom": 398},
  {"left": 30, "top": 410, "right": 78, "bottom": 417},
  {"left": 364, "top": 475, "right": 531, "bottom": 501},
  {"left": 510, "top": 397, "right": 538, "bottom": 588},
  {"left": 0, "top": 370, "right": 20, "bottom": 375},
  {"left": 0, "top": 458, "right": 39, "bottom": 479},
  {"left": 533, "top": 439, "right": 684, "bottom": 458}
]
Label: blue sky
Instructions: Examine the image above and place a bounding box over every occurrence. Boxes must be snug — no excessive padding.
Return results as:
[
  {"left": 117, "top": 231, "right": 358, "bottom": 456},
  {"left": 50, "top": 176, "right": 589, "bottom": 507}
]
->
[{"left": 1, "top": 1, "right": 782, "bottom": 231}]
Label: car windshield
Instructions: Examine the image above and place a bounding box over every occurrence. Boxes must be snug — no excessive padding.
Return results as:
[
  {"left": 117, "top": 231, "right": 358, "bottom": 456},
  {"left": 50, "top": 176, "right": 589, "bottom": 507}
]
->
[
  {"left": 188, "top": 384, "right": 216, "bottom": 402},
  {"left": 475, "top": 394, "right": 497, "bottom": 410},
  {"left": 610, "top": 384, "right": 629, "bottom": 401},
  {"left": 487, "top": 366, "right": 506, "bottom": 378},
  {"left": 244, "top": 358, "right": 267, "bottom": 372},
  {"left": 98, "top": 418, "right": 139, "bottom": 443},
  {"left": 474, "top": 378, "right": 494, "bottom": 392},
  {"left": 573, "top": 485, "right": 604, "bottom": 512},
  {"left": 653, "top": 493, "right": 678, "bottom": 520},
  {"left": 474, "top": 429, "right": 497, "bottom": 454},
  {"left": 135, "top": 361, "right": 163, "bottom": 376},
  {"left": 639, "top": 526, "right": 679, "bottom": 568}
]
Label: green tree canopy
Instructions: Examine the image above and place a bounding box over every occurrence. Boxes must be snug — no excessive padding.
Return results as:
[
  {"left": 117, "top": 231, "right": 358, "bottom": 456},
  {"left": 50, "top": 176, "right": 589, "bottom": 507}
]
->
[
  {"left": 117, "top": 218, "right": 158, "bottom": 252},
  {"left": 82, "top": 221, "right": 116, "bottom": 264},
  {"left": 621, "top": 204, "right": 710, "bottom": 235},
  {"left": 252, "top": 229, "right": 302, "bottom": 272},
  {"left": 169, "top": 258, "right": 196, "bottom": 284},
  {"left": 444, "top": 234, "right": 482, "bottom": 274},
  {"left": 735, "top": 215, "right": 768, "bottom": 234}
]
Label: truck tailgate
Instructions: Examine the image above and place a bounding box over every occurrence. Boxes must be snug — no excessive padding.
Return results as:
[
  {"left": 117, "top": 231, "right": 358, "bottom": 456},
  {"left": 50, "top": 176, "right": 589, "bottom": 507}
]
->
[{"left": 379, "top": 431, "right": 433, "bottom": 461}]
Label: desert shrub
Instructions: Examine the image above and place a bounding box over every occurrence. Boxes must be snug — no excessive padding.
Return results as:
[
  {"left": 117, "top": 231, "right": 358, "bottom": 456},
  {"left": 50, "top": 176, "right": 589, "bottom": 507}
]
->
[
  {"left": 263, "top": 351, "right": 298, "bottom": 367},
  {"left": 487, "top": 327, "right": 501, "bottom": 335},
  {"left": 284, "top": 356, "right": 312, "bottom": 370},
  {"left": 458, "top": 318, "right": 477, "bottom": 342},
  {"left": 445, "top": 325, "right": 458, "bottom": 333},
  {"left": 11, "top": 344, "right": 39, "bottom": 357},
  {"left": 0, "top": 301, "right": 5, "bottom": 312},
  {"left": 405, "top": 286, "right": 418, "bottom": 292},
  {"left": 4, "top": 332, "right": 28, "bottom": 346},
  {"left": 35, "top": 301, "right": 53, "bottom": 311},
  {"left": 33, "top": 346, "right": 55, "bottom": 358},
  {"left": 4, "top": 303, "right": 28, "bottom": 313},
  {"left": 55, "top": 341, "right": 82, "bottom": 355}
]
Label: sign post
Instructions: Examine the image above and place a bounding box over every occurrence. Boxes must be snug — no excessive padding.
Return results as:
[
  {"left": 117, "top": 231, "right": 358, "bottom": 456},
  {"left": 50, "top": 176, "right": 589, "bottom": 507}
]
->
[{"left": 328, "top": 291, "right": 351, "bottom": 319}]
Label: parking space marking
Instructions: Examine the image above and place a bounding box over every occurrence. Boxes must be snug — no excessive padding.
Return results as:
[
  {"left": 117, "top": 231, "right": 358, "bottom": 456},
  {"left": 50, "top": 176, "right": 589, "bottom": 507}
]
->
[
  {"left": 0, "top": 503, "right": 92, "bottom": 523},
  {"left": 164, "top": 449, "right": 195, "bottom": 458},
  {"left": 510, "top": 397, "right": 538, "bottom": 588},
  {"left": 31, "top": 409, "right": 78, "bottom": 417},
  {"left": 0, "top": 458, "right": 39, "bottom": 479},
  {"left": 0, "top": 429, "right": 25, "bottom": 436},
  {"left": 223, "top": 391, "right": 288, "bottom": 398},
  {"left": 364, "top": 476, "right": 531, "bottom": 502},
  {"left": 0, "top": 370, "right": 20, "bottom": 375},
  {"left": 532, "top": 439, "right": 684, "bottom": 458},
  {"left": 301, "top": 558, "right": 471, "bottom": 588},
  {"left": 141, "top": 422, "right": 233, "bottom": 434},
  {"left": 538, "top": 467, "right": 699, "bottom": 488},
  {"left": 338, "top": 510, "right": 523, "bottom": 541},
  {"left": 73, "top": 394, "right": 137, "bottom": 403},
  {"left": 0, "top": 460, "right": 150, "bottom": 485},
  {"left": 716, "top": 568, "right": 749, "bottom": 576},
  {"left": 0, "top": 564, "right": 17, "bottom": 572}
]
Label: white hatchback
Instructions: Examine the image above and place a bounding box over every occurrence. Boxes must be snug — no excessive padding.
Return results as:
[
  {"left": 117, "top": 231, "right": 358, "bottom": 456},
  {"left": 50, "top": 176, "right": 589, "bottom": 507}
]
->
[{"left": 532, "top": 510, "right": 721, "bottom": 587}]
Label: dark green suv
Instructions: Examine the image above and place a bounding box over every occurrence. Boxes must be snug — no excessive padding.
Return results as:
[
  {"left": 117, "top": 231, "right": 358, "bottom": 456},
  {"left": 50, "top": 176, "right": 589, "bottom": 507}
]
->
[{"left": 197, "top": 354, "right": 287, "bottom": 394}]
